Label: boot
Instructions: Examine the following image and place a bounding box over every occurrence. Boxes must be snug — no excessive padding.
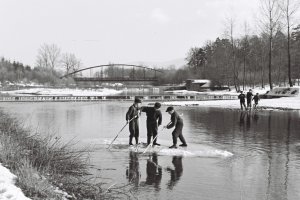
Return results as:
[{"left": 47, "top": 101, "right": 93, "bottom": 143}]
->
[
  {"left": 169, "top": 145, "right": 177, "bottom": 149},
  {"left": 129, "top": 136, "right": 133, "bottom": 146},
  {"left": 179, "top": 143, "right": 187, "bottom": 147}
]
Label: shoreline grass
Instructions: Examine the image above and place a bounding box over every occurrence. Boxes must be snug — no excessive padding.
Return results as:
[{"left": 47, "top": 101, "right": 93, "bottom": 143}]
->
[{"left": 0, "top": 110, "right": 109, "bottom": 199}]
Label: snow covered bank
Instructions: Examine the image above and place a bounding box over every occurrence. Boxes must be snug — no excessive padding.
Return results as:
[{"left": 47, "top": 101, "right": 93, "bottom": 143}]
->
[
  {"left": 0, "top": 111, "right": 106, "bottom": 199},
  {"left": 1, "top": 88, "right": 123, "bottom": 96},
  {"left": 0, "top": 163, "right": 30, "bottom": 200},
  {"left": 162, "top": 87, "right": 300, "bottom": 110},
  {"left": 164, "top": 87, "right": 270, "bottom": 96},
  {"left": 162, "top": 95, "right": 300, "bottom": 110}
]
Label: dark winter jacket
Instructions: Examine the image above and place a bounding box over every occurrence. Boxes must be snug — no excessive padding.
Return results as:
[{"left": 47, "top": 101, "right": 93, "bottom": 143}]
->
[
  {"left": 253, "top": 95, "right": 259, "bottom": 103},
  {"left": 141, "top": 107, "right": 162, "bottom": 125},
  {"left": 126, "top": 104, "right": 139, "bottom": 121},
  {"left": 246, "top": 92, "right": 253, "bottom": 100},
  {"left": 167, "top": 111, "right": 183, "bottom": 129},
  {"left": 238, "top": 94, "right": 246, "bottom": 102}
]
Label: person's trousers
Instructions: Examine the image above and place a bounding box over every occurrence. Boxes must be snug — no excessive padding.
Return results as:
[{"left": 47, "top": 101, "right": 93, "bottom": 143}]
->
[
  {"left": 146, "top": 122, "right": 158, "bottom": 144},
  {"left": 240, "top": 101, "right": 246, "bottom": 110},
  {"left": 247, "top": 99, "right": 252, "bottom": 108},
  {"left": 172, "top": 123, "right": 186, "bottom": 145},
  {"left": 129, "top": 120, "right": 139, "bottom": 144}
]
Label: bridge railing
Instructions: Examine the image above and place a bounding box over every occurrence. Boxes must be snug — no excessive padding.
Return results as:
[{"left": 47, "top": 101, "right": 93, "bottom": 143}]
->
[{"left": 73, "top": 77, "right": 158, "bottom": 82}]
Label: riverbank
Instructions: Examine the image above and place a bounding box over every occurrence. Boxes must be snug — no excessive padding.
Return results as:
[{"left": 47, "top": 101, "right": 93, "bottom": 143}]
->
[
  {"left": 2, "top": 87, "right": 299, "bottom": 111},
  {"left": 161, "top": 95, "right": 300, "bottom": 111},
  {"left": 0, "top": 111, "right": 109, "bottom": 199},
  {"left": 0, "top": 163, "right": 30, "bottom": 199}
]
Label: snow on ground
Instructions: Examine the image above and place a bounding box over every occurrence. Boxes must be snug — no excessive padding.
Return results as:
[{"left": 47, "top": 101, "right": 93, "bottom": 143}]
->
[
  {"left": 259, "top": 95, "right": 300, "bottom": 110},
  {"left": 164, "top": 87, "right": 270, "bottom": 96},
  {"left": 163, "top": 87, "right": 300, "bottom": 110},
  {"left": 0, "top": 163, "right": 31, "bottom": 200},
  {"left": 1, "top": 88, "right": 123, "bottom": 96},
  {"left": 161, "top": 96, "right": 300, "bottom": 110}
]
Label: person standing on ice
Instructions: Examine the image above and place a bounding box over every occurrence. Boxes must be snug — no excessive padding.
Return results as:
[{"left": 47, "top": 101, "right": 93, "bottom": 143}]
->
[
  {"left": 164, "top": 106, "right": 187, "bottom": 149},
  {"left": 252, "top": 93, "right": 260, "bottom": 109},
  {"left": 126, "top": 98, "right": 142, "bottom": 146},
  {"left": 141, "top": 102, "right": 162, "bottom": 146},
  {"left": 246, "top": 89, "right": 253, "bottom": 110},
  {"left": 238, "top": 91, "right": 247, "bottom": 110}
]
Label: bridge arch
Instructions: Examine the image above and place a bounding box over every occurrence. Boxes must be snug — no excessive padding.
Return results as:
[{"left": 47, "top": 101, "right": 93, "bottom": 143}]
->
[{"left": 60, "top": 63, "right": 164, "bottom": 79}]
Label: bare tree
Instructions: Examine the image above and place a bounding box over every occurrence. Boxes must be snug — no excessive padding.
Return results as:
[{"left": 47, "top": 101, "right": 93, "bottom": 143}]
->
[
  {"left": 259, "top": 0, "right": 282, "bottom": 90},
  {"left": 224, "top": 17, "right": 239, "bottom": 91},
  {"left": 36, "top": 43, "right": 61, "bottom": 70},
  {"left": 279, "top": 0, "right": 299, "bottom": 87},
  {"left": 61, "top": 53, "right": 82, "bottom": 75},
  {"left": 241, "top": 22, "right": 250, "bottom": 90}
]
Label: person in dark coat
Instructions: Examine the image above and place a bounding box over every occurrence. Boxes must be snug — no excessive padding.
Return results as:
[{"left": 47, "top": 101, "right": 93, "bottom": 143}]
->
[
  {"left": 141, "top": 102, "right": 162, "bottom": 145},
  {"left": 126, "top": 98, "right": 142, "bottom": 145},
  {"left": 246, "top": 89, "right": 253, "bottom": 109},
  {"left": 252, "top": 93, "right": 260, "bottom": 109},
  {"left": 164, "top": 106, "right": 187, "bottom": 149},
  {"left": 238, "top": 91, "right": 247, "bottom": 111}
]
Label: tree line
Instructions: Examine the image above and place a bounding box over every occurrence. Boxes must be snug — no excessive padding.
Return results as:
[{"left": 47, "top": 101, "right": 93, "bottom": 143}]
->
[
  {"left": 0, "top": 43, "right": 82, "bottom": 86},
  {"left": 182, "top": 0, "right": 300, "bottom": 91},
  {"left": 0, "top": 57, "right": 64, "bottom": 86}
]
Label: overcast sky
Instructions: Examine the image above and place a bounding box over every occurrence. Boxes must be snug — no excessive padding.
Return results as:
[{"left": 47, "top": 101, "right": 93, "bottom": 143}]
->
[{"left": 0, "top": 0, "right": 293, "bottom": 68}]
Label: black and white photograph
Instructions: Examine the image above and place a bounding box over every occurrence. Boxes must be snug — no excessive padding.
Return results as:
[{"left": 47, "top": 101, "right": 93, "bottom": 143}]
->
[{"left": 1, "top": 0, "right": 300, "bottom": 199}]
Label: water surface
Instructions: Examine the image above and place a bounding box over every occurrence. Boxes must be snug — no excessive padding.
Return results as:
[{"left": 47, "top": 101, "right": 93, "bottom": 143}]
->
[{"left": 1, "top": 102, "right": 300, "bottom": 200}]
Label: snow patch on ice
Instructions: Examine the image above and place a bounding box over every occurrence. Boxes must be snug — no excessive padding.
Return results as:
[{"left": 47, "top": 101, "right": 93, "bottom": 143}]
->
[
  {"left": 92, "top": 138, "right": 233, "bottom": 158},
  {"left": 158, "top": 148, "right": 233, "bottom": 158}
]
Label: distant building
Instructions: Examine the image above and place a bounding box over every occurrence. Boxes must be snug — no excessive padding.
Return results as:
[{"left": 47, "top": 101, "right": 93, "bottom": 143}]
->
[{"left": 185, "top": 79, "right": 211, "bottom": 92}]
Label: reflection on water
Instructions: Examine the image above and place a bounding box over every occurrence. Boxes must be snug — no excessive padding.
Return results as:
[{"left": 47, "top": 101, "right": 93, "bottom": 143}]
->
[
  {"left": 264, "top": 112, "right": 292, "bottom": 200},
  {"left": 126, "top": 152, "right": 140, "bottom": 187},
  {"left": 1, "top": 103, "right": 300, "bottom": 200},
  {"left": 145, "top": 153, "right": 162, "bottom": 190},
  {"left": 166, "top": 156, "right": 183, "bottom": 190},
  {"left": 239, "top": 111, "right": 257, "bottom": 132},
  {"left": 126, "top": 151, "right": 183, "bottom": 192}
]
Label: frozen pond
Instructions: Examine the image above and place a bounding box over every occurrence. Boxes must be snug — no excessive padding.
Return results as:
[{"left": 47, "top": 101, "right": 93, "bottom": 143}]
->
[{"left": 1, "top": 102, "right": 300, "bottom": 200}]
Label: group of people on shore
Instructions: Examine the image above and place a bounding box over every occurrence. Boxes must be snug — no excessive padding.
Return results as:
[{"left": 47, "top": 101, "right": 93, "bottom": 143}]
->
[
  {"left": 238, "top": 89, "right": 260, "bottom": 111},
  {"left": 125, "top": 98, "right": 187, "bottom": 149}
]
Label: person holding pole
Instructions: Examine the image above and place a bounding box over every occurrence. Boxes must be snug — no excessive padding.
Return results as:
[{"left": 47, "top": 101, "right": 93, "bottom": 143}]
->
[
  {"left": 141, "top": 102, "right": 162, "bottom": 146},
  {"left": 126, "top": 98, "right": 142, "bottom": 146},
  {"left": 143, "top": 121, "right": 171, "bottom": 154},
  {"left": 164, "top": 106, "right": 187, "bottom": 149}
]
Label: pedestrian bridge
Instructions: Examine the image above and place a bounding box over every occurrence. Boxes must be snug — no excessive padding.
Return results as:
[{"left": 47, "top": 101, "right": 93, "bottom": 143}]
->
[{"left": 61, "top": 64, "right": 164, "bottom": 84}]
